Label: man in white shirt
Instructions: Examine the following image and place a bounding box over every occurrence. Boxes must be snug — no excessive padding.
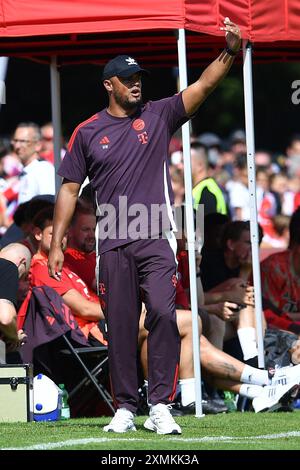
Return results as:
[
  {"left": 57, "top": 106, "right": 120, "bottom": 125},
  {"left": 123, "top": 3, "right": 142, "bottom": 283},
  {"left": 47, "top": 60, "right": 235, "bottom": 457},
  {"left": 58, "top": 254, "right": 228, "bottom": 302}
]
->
[{"left": 11, "top": 122, "right": 55, "bottom": 204}]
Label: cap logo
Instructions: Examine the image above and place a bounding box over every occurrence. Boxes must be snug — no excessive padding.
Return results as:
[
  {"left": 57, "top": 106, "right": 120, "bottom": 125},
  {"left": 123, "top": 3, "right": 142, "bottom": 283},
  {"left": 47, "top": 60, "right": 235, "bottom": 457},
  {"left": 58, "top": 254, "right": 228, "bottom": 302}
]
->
[{"left": 125, "top": 57, "right": 138, "bottom": 66}]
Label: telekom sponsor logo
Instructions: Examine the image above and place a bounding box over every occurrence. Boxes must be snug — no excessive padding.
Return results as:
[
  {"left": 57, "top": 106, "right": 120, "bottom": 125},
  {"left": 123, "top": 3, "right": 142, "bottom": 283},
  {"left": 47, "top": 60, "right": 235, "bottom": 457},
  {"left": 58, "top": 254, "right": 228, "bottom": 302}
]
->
[{"left": 137, "top": 131, "right": 148, "bottom": 144}]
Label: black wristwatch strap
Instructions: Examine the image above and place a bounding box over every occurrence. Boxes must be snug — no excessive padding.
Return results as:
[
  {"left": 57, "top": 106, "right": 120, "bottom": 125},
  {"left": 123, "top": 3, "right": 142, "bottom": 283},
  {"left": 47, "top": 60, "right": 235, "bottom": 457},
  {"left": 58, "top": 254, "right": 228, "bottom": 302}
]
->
[{"left": 225, "top": 46, "right": 239, "bottom": 57}]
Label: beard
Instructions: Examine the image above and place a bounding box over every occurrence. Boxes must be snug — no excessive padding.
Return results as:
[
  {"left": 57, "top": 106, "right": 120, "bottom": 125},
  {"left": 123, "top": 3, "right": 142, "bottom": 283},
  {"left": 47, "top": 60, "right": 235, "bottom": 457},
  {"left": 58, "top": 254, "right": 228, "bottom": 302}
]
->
[
  {"left": 114, "top": 90, "right": 142, "bottom": 110},
  {"left": 80, "top": 239, "right": 96, "bottom": 253}
]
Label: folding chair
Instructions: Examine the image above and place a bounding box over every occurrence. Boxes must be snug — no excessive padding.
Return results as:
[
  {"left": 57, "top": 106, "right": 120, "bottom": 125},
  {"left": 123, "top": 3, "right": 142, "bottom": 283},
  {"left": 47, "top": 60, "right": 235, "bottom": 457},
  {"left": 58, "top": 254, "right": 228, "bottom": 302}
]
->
[
  {"left": 18, "top": 285, "right": 114, "bottom": 415},
  {"left": 61, "top": 334, "right": 114, "bottom": 413}
]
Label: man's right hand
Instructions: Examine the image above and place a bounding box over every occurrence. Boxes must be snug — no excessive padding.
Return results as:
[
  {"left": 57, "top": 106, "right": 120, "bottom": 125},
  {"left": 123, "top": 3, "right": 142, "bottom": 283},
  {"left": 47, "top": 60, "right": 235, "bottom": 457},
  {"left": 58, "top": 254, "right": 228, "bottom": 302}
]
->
[
  {"left": 228, "top": 282, "right": 255, "bottom": 307},
  {"left": 48, "top": 245, "right": 64, "bottom": 281},
  {"left": 214, "top": 302, "right": 241, "bottom": 322},
  {"left": 5, "top": 329, "right": 27, "bottom": 352}
]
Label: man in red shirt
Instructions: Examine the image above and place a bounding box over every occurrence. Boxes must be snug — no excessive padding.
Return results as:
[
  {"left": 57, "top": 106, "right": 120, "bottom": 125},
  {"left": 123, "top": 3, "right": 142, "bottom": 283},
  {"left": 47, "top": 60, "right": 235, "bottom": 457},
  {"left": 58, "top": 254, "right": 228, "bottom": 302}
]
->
[{"left": 64, "top": 199, "right": 96, "bottom": 292}]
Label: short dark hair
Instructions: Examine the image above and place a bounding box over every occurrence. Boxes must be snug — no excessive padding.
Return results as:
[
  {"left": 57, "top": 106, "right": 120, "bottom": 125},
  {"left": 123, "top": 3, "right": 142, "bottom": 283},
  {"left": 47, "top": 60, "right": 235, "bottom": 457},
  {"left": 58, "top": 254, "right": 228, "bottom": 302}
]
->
[
  {"left": 32, "top": 206, "right": 54, "bottom": 231},
  {"left": 13, "top": 201, "right": 32, "bottom": 226},
  {"left": 190, "top": 141, "right": 208, "bottom": 152},
  {"left": 289, "top": 208, "right": 300, "bottom": 248},
  {"left": 26, "top": 197, "right": 54, "bottom": 223},
  {"left": 71, "top": 199, "right": 94, "bottom": 226},
  {"left": 221, "top": 221, "right": 250, "bottom": 250}
]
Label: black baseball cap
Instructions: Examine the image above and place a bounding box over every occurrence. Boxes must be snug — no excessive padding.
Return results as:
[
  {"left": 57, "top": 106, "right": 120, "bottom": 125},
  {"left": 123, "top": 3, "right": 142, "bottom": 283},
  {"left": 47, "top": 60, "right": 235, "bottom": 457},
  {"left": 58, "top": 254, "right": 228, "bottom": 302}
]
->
[{"left": 102, "top": 55, "right": 149, "bottom": 80}]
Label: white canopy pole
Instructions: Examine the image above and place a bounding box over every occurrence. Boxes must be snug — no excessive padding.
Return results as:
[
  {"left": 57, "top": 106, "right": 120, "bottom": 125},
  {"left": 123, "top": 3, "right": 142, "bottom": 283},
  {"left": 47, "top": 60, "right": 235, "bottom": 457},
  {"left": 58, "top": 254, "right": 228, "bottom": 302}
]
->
[
  {"left": 50, "top": 56, "right": 62, "bottom": 195},
  {"left": 242, "top": 40, "right": 265, "bottom": 368},
  {"left": 177, "top": 28, "right": 203, "bottom": 417}
]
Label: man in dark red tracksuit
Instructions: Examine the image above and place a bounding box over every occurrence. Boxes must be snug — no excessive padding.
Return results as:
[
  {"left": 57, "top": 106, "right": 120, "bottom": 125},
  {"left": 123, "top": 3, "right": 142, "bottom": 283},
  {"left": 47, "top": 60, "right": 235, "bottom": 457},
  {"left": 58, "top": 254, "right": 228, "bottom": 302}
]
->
[{"left": 48, "top": 18, "right": 241, "bottom": 434}]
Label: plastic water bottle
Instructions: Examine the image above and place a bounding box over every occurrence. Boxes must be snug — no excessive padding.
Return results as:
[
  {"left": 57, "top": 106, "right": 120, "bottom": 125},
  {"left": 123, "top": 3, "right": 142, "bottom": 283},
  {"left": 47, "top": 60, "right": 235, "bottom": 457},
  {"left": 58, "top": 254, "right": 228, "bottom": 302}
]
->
[
  {"left": 59, "top": 384, "right": 70, "bottom": 419},
  {"left": 293, "top": 398, "right": 300, "bottom": 409},
  {"left": 223, "top": 391, "right": 237, "bottom": 412}
]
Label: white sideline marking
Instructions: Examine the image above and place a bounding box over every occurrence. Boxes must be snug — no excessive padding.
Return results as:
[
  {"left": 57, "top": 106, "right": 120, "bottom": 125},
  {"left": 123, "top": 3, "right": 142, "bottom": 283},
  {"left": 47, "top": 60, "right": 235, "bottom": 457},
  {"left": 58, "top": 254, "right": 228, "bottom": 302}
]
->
[{"left": 2, "top": 431, "right": 300, "bottom": 450}]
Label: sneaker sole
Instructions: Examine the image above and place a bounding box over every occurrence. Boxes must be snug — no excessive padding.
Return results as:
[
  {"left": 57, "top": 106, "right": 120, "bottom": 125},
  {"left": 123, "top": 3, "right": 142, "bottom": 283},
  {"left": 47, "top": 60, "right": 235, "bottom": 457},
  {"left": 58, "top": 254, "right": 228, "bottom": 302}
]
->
[
  {"left": 143, "top": 418, "right": 181, "bottom": 435},
  {"left": 258, "top": 384, "right": 299, "bottom": 413},
  {"left": 103, "top": 425, "right": 137, "bottom": 433}
]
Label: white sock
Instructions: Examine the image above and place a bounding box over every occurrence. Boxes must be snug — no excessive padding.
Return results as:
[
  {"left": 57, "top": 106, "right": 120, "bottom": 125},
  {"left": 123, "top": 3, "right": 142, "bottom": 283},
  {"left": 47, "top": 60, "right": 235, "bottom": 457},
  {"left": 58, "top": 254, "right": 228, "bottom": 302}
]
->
[
  {"left": 179, "top": 378, "right": 196, "bottom": 406},
  {"left": 237, "top": 327, "right": 258, "bottom": 361},
  {"left": 240, "top": 365, "right": 269, "bottom": 385},
  {"left": 239, "top": 384, "right": 263, "bottom": 399},
  {"left": 144, "top": 380, "right": 150, "bottom": 406}
]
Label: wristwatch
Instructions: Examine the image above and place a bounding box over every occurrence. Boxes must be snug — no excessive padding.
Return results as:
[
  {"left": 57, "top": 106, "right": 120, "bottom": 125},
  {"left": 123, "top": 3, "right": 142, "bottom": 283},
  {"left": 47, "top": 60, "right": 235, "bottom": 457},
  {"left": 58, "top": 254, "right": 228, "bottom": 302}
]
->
[{"left": 225, "top": 46, "right": 239, "bottom": 56}]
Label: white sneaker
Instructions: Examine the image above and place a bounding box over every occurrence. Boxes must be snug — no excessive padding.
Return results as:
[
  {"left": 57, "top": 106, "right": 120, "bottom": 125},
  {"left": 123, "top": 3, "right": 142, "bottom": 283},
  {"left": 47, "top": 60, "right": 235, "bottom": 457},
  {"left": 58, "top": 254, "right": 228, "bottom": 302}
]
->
[
  {"left": 252, "top": 380, "right": 299, "bottom": 413},
  {"left": 103, "top": 408, "right": 136, "bottom": 433},
  {"left": 144, "top": 404, "right": 182, "bottom": 435},
  {"left": 270, "top": 364, "right": 300, "bottom": 386}
]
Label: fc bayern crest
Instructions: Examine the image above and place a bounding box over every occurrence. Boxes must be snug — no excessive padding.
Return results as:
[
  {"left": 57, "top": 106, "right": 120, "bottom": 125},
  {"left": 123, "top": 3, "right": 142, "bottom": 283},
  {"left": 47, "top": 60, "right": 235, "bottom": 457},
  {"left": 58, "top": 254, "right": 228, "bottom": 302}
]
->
[{"left": 132, "top": 119, "right": 145, "bottom": 131}]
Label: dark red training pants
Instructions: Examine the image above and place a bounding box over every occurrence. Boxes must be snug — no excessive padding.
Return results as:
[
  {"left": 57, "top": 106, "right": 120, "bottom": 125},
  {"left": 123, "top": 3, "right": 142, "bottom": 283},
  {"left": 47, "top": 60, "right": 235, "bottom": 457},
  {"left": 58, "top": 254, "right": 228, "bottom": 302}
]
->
[{"left": 99, "top": 236, "right": 181, "bottom": 413}]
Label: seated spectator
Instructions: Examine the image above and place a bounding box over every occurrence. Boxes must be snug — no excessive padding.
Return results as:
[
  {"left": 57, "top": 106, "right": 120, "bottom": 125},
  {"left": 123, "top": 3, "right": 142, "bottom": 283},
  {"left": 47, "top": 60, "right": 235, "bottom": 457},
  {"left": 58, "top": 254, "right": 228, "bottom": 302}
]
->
[
  {"left": 0, "top": 195, "right": 55, "bottom": 252},
  {"left": 61, "top": 215, "right": 300, "bottom": 414},
  {"left": 261, "top": 207, "right": 300, "bottom": 335},
  {"left": 63, "top": 205, "right": 298, "bottom": 413},
  {"left": 200, "top": 220, "right": 264, "bottom": 366},
  {"left": 64, "top": 200, "right": 96, "bottom": 292},
  {"left": 139, "top": 306, "right": 300, "bottom": 414},
  {"left": 0, "top": 201, "right": 30, "bottom": 249},
  {"left": 202, "top": 212, "right": 230, "bottom": 251},
  {"left": 29, "top": 206, "right": 105, "bottom": 344},
  {"left": 0, "top": 243, "right": 31, "bottom": 352}
]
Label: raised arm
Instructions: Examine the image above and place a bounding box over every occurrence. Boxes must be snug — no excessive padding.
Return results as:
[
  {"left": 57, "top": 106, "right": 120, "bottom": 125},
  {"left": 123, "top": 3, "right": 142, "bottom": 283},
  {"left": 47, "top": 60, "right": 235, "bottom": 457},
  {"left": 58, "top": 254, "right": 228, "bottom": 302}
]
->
[
  {"left": 182, "top": 18, "right": 241, "bottom": 116},
  {"left": 48, "top": 180, "right": 80, "bottom": 280}
]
